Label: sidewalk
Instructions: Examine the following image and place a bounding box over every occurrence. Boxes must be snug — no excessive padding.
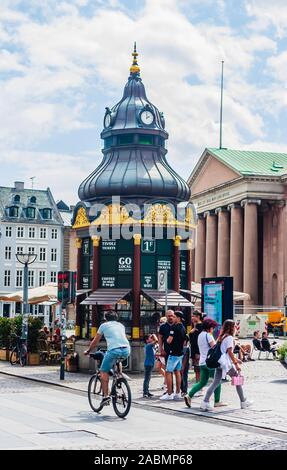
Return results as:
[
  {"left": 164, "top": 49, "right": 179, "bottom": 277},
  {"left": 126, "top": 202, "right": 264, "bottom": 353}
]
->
[{"left": 0, "top": 357, "right": 286, "bottom": 433}]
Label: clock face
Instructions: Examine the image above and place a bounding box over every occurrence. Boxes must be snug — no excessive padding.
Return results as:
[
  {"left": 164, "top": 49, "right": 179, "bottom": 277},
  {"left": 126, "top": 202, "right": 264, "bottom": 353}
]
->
[
  {"left": 104, "top": 113, "right": 111, "bottom": 128},
  {"left": 140, "top": 110, "right": 154, "bottom": 126}
]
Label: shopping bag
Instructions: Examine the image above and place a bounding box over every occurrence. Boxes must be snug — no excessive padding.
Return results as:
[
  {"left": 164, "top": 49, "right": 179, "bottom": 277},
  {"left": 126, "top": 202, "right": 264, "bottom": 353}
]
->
[{"left": 231, "top": 374, "right": 244, "bottom": 386}]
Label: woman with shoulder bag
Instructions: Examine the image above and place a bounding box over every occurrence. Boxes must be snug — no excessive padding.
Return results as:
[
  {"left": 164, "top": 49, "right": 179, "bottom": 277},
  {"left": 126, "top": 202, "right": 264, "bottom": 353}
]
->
[
  {"left": 185, "top": 318, "right": 226, "bottom": 408},
  {"left": 200, "top": 319, "right": 253, "bottom": 412}
]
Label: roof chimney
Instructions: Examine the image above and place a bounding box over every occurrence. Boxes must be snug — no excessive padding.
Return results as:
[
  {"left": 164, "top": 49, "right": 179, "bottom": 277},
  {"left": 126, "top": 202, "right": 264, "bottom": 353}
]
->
[{"left": 14, "top": 181, "right": 24, "bottom": 190}]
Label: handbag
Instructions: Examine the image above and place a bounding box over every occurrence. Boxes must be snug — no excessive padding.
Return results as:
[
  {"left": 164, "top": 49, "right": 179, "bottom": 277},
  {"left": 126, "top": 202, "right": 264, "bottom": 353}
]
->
[{"left": 231, "top": 374, "right": 244, "bottom": 386}]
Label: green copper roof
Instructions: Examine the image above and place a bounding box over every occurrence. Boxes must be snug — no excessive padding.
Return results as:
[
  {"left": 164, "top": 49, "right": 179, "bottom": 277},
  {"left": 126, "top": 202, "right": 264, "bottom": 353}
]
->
[{"left": 207, "top": 148, "right": 287, "bottom": 177}]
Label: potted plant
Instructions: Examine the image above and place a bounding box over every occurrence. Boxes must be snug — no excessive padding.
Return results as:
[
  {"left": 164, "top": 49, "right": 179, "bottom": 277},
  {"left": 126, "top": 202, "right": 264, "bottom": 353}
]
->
[
  {"left": 278, "top": 343, "right": 287, "bottom": 365},
  {"left": 0, "top": 317, "right": 12, "bottom": 360},
  {"left": 65, "top": 352, "right": 79, "bottom": 372},
  {"left": 27, "top": 317, "right": 43, "bottom": 365}
]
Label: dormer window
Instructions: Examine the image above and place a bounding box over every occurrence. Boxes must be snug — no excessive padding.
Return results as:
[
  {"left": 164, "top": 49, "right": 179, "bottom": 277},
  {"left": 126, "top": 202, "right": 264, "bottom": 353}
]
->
[
  {"left": 30, "top": 196, "right": 36, "bottom": 204},
  {"left": 9, "top": 206, "right": 19, "bottom": 217},
  {"left": 26, "top": 207, "right": 36, "bottom": 219},
  {"left": 14, "top": 195, "right": 20, "bottom": 203},
  {"left": 42, "top": 208, "right": 52, "bottom": 220}
]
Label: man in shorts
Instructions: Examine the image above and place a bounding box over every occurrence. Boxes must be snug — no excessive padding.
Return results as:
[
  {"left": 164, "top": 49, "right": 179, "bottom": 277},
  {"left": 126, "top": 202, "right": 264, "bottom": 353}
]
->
[{"left": 160, "top": 311, "right": 186, "bottom": 401}]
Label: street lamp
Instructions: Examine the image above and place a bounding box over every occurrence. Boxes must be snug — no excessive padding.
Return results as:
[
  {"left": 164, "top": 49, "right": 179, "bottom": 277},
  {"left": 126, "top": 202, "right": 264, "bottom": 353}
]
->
[{"left": 15, "top": 253, "right": 37, "bottom": 342}]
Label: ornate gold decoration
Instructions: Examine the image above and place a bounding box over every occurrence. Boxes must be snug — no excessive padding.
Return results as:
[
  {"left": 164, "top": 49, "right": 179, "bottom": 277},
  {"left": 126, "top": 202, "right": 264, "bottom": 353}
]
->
[
  {"left": 186, "top": 239, "right": 193, "bottom": 250},
  {"left": 91, "top": 204, "right": 139, "bottom": 226},
  {"left": 144, "top": 204, "right": 175, "bottom": 225},
  {"left": 72, "top": 207, "right": 90, "bottom": 229},
  {"left": 133, "top": 234, "right": 142, "bottom": 245},
  {"left": 75, "top": 238, "right": 83, "bottom": 249},
  {"left": 174, "top": 235, "right": 181, "bottom": 247},
  {"left": 92, "top": 236, "right": 101, "bottom": 247},
  {"left": 130, "top": 42, "right": 140, "bottom": 74}
]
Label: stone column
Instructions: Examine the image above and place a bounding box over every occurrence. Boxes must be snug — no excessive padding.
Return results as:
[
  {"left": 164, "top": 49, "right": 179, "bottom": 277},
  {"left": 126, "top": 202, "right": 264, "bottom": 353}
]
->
[
  {"left": 229, "top": 204, "right": 244, "bottom": 292},
  {"left": 194, "top": 215, "right": 206, "bottom": 282},
  {"left": 205, "top": 212, "right": 217, "bottom": 277},
  {"left": 75, "top": 238, "right": 82, "bottom": 338},
  {"left": 173, "top": 235, "right": 181, "bottom": 292},
  {"left": 242, "top": 199, "right": 261, "bottom": 304},
  {"left": 132, "top": 234, "right": 141, "bottom": 340},
  {"left": 216, "top": 207, "right": 230, "bottom": 277},
  {"left": 91, "top": 236, "right": 100, "bottom": 338},
  {"left": 186, "top": 239, "right": 193, "bottom": 334},
  {"left": 276, "top": 202, "right": 285, "bottom": 306}
]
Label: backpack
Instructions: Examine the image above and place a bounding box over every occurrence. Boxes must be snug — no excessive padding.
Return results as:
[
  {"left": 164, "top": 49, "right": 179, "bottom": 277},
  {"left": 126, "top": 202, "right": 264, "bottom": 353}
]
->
[{"left": 206, "top": 341, "right": 222, "bottom": 369}]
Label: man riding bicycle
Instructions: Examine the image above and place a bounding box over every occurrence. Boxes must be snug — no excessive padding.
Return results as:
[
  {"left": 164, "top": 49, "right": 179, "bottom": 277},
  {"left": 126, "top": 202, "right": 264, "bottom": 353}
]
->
[{"left": 84, "top": 310, "right": 130, "bottom": 407}]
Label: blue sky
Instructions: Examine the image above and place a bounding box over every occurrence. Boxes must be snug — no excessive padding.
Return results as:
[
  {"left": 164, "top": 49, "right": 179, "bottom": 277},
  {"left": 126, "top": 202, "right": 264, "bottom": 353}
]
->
[{"left": 0, "top": 0, "right": 287, "bottom": 203}]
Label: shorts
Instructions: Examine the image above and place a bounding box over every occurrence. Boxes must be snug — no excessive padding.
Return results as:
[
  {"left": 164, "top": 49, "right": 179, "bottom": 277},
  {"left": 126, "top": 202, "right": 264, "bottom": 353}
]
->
[
  {"left": 100, "top": 347, "right": 130, "bottom": 373},
  {"left": 166, "top": 355, "right": 183, "bottom": 373}
]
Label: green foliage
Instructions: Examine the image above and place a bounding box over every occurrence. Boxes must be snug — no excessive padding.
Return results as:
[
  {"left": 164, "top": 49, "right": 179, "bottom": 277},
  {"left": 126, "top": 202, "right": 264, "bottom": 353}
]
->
[
  {"left": 278, "top": 342, "right": 287, "bottom": 362},
  {"left": 10, "top": 316, "right": 23, "bottom": 337},
  {"left": 27, "top": 317, "right": 43, "bottom": 353},
  {"left": 0, "top": 317, "right": 12, "bottom": 349}
]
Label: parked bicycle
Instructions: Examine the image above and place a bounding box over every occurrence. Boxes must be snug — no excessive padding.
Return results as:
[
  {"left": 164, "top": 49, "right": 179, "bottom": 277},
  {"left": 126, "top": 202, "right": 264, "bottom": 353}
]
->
[
  {"left": 88, "top": 351, "right": 132, "bottom": 418},
  {"left": 10, "top": 334, "right": 27, "bottom": 367}
]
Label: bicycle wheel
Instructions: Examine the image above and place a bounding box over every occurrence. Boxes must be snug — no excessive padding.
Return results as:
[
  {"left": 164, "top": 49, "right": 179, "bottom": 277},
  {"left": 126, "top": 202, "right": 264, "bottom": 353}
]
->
[
  {"left": 88, "top": 374, "right": 104, "bottom": 413},
  {"left": 10, "top": 347, "right": 18, "bottom": 365},
  {"left": 19, "top": 344, "right": 27, "bottom": 367},
  {"left": 111, "top": 377, "right": 132, "bottom": 418}
]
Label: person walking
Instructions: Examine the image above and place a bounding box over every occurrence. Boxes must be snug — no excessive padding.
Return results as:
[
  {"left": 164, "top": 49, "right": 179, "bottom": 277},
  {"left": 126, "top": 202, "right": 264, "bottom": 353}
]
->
[
  {"left": 200, "top": 319, "right": 253, "bottom": 411},
  {"left": 189, "top": 311, "right": 203, "bottom": 383},
  {"left": 180, "top": 335, "right": 190, "bottom": 396},
  {"left": 160, "top": 311, "right": 186, "bottom": 401},
  {"left": 143, "top": 334, "right": 157, "bottom": 398},
  {"left": 184, "top": 318, "right": 226, "bottom": 408}
]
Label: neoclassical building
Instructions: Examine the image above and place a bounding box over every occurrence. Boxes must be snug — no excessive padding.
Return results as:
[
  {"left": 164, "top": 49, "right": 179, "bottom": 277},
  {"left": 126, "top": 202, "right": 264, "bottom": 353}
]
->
[
  {"left": 72, "top": 46, "right": 195, "bottom": 365},
  {"left": 188, "top": 147, "right": 287, "bottom": 306}
]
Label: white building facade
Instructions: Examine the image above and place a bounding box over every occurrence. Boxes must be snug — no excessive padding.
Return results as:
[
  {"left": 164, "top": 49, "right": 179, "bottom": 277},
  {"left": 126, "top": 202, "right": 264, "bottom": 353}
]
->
[{"left": 0, "top": 181, "right": 64, "bottom": 322}]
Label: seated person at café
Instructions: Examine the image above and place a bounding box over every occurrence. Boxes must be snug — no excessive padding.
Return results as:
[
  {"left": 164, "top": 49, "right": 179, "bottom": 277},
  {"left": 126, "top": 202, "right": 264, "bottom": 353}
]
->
[
  {"left": 261, "top": 331, "right": 278, "bottom": 358},
  {"left": 252, "top": 331, "right": 263, "bottom": 351},
  {"left": 234, "top": 339, "right": 254, "bottom": 361}
]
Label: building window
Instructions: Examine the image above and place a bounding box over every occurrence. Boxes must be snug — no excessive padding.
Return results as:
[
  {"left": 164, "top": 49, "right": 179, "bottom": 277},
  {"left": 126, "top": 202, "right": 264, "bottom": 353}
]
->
[
  {"left": 26, "top": 207, "right": 35, "bottom": 219},
  {"left": 14, "top": 195, "right": 20, "bottom": 203},
  {"left": 104, "top": 136, "right": 113, "bottom": 149},
  {"left": 5, "top": 246, "right": 11, "bottom": 260},
  {"left": 138, "top": 134, "right": 153, "bottom": 145},
  {"left": 30, "top": 196, "right": 36, "bottom": 204},
  {"left": 51, "top": 248, "right": 57, "bottom": 262},
  {"left": 9, "top": 206, "right": 19, "bottom": 217},
  {"left": 50, "top": 271, "right": 57, "bottom": 283},
  {"left": 117, "top": 134, "right": 134, "bottom": 145},
  {"left": 16, "top": 270, "right": 23, "bottom": 287},
  {"left": 51, "top": 229, "right": 58, "bottom": 239},
  {"left": 6, "top": 227, "right": 12, "bottom": 237},
  {"left": 39, "top": 271, "right": 46, "bottom": 286},
  {"left": 28, "top": 270, "right": 34, "bottom": 287},
  {"left": 29, "top": 227, "right": 35, "bottom": 238},
  {"left": 28, "top": 247, "right": 35, "bottom": 255},
  {"left": 42, "top": 208, "right": 52, "bottom": 220},
  {"left": 39, "top": 247, "right": 46, "bottom": 261},
  {"left": 4, "top": 270, "right": 11, "bottom": 287},
  {"left": 16, "top": 246, "right": 24, "bottom": 255},
  {"left": 40, "top": 228, "right": 47, "bottom": 239},
  {"left": 17, "top": 227, "right": 24, "bottom": 238}
]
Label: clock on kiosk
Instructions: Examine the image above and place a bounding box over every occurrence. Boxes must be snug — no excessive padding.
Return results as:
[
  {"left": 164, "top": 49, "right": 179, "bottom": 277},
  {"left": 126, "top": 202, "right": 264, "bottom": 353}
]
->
[{"left": 139, "top": 108, "right": 155, "bottom": 126}]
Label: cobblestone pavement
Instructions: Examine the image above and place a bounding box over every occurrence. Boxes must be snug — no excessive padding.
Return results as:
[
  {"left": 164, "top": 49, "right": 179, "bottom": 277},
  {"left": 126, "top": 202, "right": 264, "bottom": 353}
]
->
[
  {"left": 0, "top": 342, "right": 286, "bottom": 435},
  {"left": 0, "top": 374, "right": 287, "bottom": 450}
]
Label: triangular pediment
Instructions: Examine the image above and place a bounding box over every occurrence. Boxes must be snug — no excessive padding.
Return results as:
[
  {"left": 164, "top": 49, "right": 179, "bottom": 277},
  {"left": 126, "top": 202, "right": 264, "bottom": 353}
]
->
[{"left": 190, "top": 152, "right": 241, "bottom": 195}]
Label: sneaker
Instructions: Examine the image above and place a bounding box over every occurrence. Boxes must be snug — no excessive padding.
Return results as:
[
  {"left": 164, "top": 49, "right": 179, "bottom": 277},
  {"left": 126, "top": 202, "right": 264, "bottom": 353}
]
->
[
  {"left": 173, "top": 392, "right": 182, "bottom": 401},
  {"left": 160, "top": 393, "right": 174, "bottom": 401},
  {"left": 241, "top": 399, "right": 253, "bottom": 409},
  {"left": 214, "top": 402, "right": 228, "bottom": 408},
  {"left": 184, "top": 395, "right": 191, "bottom": 408},
  {"left": 101, "top": 396, "right": 111, "bottom": 406},
  {"left": 200, "top": 401, "right": 214, "bottom": 412},
  {"left": 143, "top": 393, "right": 154, "bottom": 398}
]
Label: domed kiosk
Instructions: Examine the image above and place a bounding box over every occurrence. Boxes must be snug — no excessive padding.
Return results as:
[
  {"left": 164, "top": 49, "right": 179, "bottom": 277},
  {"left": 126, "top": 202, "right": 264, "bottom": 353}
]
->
[{"left": 72, "top": 45, "right": 196, "bottom": 370}]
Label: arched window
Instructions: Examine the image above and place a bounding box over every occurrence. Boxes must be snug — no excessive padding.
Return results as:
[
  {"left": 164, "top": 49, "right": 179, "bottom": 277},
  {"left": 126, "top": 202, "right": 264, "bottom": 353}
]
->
[
  {"left": 26, "top": 207, "right": 36, "bottom": 219},
  {"left": 13, "top": 195, "right": 20, "bottom": 203},
  {"left": 30, "top": 196, "right": 36, "bottom": 204}
]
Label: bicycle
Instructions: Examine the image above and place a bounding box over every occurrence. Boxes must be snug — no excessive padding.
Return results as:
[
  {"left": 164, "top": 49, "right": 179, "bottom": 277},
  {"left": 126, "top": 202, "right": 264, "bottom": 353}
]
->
[
  {"left": 10, "top": 334, "right": 27, "bottom": 367},
  {"left": 88, "top": 351, "right": 132, "bottom": 418}
]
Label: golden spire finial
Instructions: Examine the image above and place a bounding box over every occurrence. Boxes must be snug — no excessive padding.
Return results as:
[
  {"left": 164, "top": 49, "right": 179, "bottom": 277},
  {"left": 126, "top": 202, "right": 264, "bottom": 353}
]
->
[{"left": 130, "top": 42, "right": 140, "bottom": 75}]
